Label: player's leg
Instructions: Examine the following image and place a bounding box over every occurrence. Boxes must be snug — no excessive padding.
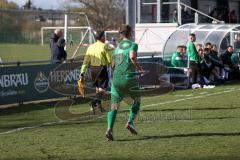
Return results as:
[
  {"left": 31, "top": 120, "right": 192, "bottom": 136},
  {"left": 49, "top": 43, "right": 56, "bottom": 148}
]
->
[
  {"left": 106, "top": 84, "right": 123, "bottom": 141},
  {"left": 95, "top": 67, "right": 109, "bottom": 111},
  {"left": 126, "top": 99, "right": 140, "bottom": 135},
  {"left": 89, "top": 67, "right": 100, "bottom": 113},
  {"left": 106, "top": 103, "right": 119, "bottom": 141},
  {"left": 89, "top": 66, "right": 104, "bottom": 113},
  {"left": 91, "top": 66, "right": 109, "bottom": 113},
  {"left": 95, "top": 88, "right": 106, "bottom": 112},
  {"left": 126, "top": 84, "right": 141, "bottom": 135}
]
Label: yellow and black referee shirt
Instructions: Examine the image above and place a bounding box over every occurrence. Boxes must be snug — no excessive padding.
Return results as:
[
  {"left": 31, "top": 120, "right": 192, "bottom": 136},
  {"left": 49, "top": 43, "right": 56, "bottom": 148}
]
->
[{"left": 81, "top": 40, "right": 112, "bottom": 73}]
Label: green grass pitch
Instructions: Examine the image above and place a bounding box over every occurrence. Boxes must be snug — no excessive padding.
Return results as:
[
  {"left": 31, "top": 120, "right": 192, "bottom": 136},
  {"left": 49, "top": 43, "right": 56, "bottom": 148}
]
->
[
  {"left": 0, "top": 44, "right": 86, "bottom": 62},
  {"left": 1, "top": 83, "right": 240, "bottom": 160}
]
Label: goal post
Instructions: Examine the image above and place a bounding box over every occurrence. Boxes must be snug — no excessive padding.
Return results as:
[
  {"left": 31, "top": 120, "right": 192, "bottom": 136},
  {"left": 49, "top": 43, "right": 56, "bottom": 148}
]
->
[{"left": 40, "top": 26, "right": 91, "bottom": 46}]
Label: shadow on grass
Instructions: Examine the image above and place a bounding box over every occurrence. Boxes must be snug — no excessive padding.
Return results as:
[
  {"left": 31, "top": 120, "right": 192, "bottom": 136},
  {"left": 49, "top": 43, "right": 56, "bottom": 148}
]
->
[{"left": 116, "top": 132, "right": 240, "bottom": 142}]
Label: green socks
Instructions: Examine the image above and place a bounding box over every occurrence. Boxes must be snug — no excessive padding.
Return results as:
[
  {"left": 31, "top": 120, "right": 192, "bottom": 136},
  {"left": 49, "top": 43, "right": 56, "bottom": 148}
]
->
[
  {"left": 107, "top": 109, "right": 118, "bottom": 129},
  {"left": 128, "top": 112, "right": 137, "bottom": 125},
  {"left": 107, "top": 101, "right": 140, "bottom": 129},
  {"left": 128, "top": 101, "right": 140, "bottom": 125}
]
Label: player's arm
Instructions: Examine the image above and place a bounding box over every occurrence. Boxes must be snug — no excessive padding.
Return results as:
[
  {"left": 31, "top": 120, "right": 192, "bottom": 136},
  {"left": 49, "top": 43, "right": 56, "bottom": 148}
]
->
[
  {"left": 111, "top": 61, "right": 115, "bottom": 70},
  {"left": 104, "top": 44, "right": 113, "bottom": 66},
  {"left": 80, "top": 48, "right": 91, "bottom": 75},
  {"left": 187, "top": 42, "right": 193, "bottom": 57},
  {"left": 106, "top": 51, "right": 112, "bottom": 66},
  {"left": 130, "top": 51, "right": 144, "bottom": 72},
  {"left": 171, "top": 53, "right": 176, "bottom": 67}
]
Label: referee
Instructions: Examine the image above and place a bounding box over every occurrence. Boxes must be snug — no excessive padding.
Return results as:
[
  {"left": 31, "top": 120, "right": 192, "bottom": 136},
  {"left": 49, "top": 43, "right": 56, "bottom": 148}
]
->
[{"left": 80, "top": 30, "right": 112, "bottom": 114}]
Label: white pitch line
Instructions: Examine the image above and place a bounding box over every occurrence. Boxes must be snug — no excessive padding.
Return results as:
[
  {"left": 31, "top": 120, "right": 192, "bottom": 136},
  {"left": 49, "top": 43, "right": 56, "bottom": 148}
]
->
[
  {"left": 0, "top": 126, "right": 41, "bottom": 135},
  {"left": 199, "top": 92, "right": 208, "bottom": 95},
  {"left": 174, "top": 94, "right": 193, "bottom": 97},
  {"left": 0, "top": 121, "right": 60, "bottom": 136},
  {"left": 0, "top": 88, "right": 240, "bottom": 136},
  {"left": 141, "top": 88, "right": 240, "bottom": 109}
]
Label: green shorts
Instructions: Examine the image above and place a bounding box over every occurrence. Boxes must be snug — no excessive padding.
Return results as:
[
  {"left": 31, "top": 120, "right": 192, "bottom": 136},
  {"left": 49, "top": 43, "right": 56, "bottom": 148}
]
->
[{"left": 111, "top": 75, "right": 141, "bottom": 103}]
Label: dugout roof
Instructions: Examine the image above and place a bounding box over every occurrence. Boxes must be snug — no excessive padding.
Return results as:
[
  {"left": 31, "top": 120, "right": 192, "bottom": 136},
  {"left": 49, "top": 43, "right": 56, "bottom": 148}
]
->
[{"left": 163, "top": 23, "right": 240, "bottom": 60}]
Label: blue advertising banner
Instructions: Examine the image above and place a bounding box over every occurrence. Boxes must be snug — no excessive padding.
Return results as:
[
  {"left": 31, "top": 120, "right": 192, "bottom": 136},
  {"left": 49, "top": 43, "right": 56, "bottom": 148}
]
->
[
  {"left": 0, "top": 57, "right": 167, "bottom": 106},
  {"left": 0, "top": 62, "right": 83, "bottom": 105}
]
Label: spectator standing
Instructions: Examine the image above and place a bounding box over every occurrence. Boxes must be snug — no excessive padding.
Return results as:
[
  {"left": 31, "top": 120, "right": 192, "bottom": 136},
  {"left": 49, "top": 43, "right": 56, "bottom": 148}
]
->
[
  {"left": 181, "top": 6, "right": 190, "bottom": 24},
  {"left": 50, "top": 29, "right": 63, "bottom": 63},
  {"left": 229, "top": 10, "right": 237, "bottom": 23},
  {"left": 172, "top": 9, "right": 177, "bottom": 23},
  {"left": 187, "top": 33, "right": 200, "bottom": 84},
  {"left": 209, "top": 8, "right": 218, "bottom": 20},
  {"left": 51, "top": 38, "right": 67, "bottom": 64},
  {"left": 57, "top": 38, "right": 67, "bottom": 63}
]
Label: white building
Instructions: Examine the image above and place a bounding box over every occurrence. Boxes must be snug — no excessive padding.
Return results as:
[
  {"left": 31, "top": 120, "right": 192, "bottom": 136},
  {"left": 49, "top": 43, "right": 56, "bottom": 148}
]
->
[{"left": 133, "top": 0, "right": 240, "bottom": 56}]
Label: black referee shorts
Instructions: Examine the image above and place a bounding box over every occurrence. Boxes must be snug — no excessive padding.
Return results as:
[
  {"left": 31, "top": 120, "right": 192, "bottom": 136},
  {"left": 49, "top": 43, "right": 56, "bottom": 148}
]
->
[{"left": 90, "top": 66, "right": 109, "bottom": 89}]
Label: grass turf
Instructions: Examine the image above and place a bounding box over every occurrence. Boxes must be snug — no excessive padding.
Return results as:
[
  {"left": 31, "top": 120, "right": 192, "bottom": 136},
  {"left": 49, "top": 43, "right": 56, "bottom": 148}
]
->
[
  {"left": 1, "top": 83, "right": 240, "bottom": 159},
  {"left": 0, "top": 44, "right": 87, "bottom": 62}
]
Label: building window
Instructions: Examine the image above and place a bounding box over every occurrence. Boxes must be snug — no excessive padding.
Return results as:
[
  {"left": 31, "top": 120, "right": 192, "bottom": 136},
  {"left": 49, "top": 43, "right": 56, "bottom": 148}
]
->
[{"left": 140, "top": 0, "right": 158, "bottom": 23}]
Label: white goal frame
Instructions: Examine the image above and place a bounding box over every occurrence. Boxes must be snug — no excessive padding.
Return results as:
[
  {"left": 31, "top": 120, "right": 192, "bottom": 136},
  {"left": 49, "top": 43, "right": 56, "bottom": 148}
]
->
[
  {"left": 41, "top": 26, "right": 95, "bottom": 59},
  {"left": 40, "top": 26, "right": 91, "bottom": 46}
]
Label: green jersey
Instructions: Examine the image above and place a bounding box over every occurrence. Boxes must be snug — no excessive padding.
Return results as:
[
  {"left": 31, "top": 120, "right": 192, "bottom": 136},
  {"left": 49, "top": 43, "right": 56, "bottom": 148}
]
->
[
  {"left": 187, "top": 41, "right": 199, "bottom": 62},
  {"left": 171, "top": 52, "right": 185, "bottom": 67},
  {"left": 113, "top": 40, "right": 138, "bottom": 77},
  {"left": 111, "top": 39, "right": 140, "bottom": 103},
  {"left": 231, "top": 52, "right": 240, "bottom": 65}
]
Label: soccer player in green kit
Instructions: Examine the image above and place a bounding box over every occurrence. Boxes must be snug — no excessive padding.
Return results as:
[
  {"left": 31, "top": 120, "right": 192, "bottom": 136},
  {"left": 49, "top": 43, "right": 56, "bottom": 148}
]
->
[
  {"left": 187, "top": 33, "right": 200, "bottom": 84},
  {"left": 105, "top": 24, "right": 144, "bottom": 141},
  {"left": 171, "top": 46, "right": 186, "bottom": 67}
]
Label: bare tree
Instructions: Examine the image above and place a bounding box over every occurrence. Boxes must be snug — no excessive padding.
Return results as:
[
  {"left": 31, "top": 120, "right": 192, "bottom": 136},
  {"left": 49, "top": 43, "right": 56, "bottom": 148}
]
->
[
  {"left": 72, "top": 0, "right": 125, "bottom": 29},
  {"left": 23, "top": 0, "right": 32, "bottom": 10}
]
